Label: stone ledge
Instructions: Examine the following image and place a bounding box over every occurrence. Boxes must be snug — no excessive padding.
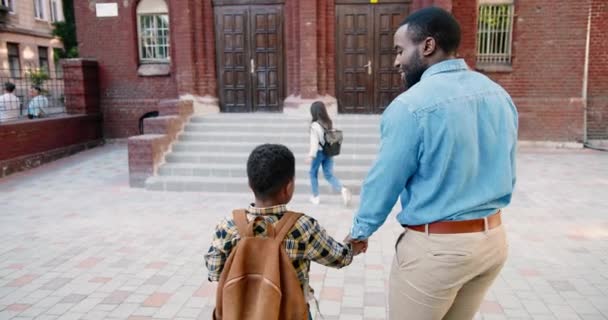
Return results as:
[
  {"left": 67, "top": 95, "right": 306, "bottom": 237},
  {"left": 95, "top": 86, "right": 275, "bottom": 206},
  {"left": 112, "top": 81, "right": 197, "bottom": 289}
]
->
[
  {"left": 0, "top": 140, "right": 104, "bottom": 178},
  {"left": 137, "top": 63, "right": 171, "bottom": 77},
  {"left": 518, "top": 140, "right": 584, "bottom": 149},
  {"left": 283, "top": 94, "right": 338, "bottom": 116}
]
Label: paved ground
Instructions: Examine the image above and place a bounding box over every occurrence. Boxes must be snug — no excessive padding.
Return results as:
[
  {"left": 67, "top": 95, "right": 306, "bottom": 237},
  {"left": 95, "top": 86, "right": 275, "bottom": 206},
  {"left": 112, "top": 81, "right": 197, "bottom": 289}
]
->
[{"left": 0, "top": 143, "right": 607, "bottom": 320}]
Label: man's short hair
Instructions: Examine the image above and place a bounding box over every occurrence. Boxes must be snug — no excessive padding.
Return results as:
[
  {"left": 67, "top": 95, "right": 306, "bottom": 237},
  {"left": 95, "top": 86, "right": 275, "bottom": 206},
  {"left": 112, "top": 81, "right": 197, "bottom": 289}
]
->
[
  {"left": 4, "top": 82, "right": 16, "bottom": 93},
  {"left": 31, "top": 85, "right": 42, "bottom": 93},
  {"left": 400, "top": 7, "right": 461, "bottom": 54},
  {"left": 247, "top": 144, "right": 295, "bottom": 199}
]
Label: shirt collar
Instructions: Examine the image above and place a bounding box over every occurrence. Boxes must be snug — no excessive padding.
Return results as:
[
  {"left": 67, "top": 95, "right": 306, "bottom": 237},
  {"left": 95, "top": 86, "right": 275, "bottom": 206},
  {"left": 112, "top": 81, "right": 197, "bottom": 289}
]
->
[
  {"left": 421, "top": 58, "right": 469, "bottom": 81},
  {"left": 247, "top": 203, "right": 287, "bottom": 215}
]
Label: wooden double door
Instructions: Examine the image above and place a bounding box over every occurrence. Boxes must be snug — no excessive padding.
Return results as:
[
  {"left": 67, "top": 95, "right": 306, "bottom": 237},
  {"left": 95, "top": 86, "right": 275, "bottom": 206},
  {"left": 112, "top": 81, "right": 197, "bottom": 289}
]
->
[
  {"left": 336, "top": 3, "right": 410, "bottom": 114},
  {"left": 215, "top": 4, "right": 284, "bottom": 112}
]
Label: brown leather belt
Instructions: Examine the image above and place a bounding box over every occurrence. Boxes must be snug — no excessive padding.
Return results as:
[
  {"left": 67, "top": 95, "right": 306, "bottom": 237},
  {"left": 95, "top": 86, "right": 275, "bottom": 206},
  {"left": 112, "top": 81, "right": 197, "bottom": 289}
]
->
[{"left": 405, "top": 211, "right": 502, "bottom": 234}]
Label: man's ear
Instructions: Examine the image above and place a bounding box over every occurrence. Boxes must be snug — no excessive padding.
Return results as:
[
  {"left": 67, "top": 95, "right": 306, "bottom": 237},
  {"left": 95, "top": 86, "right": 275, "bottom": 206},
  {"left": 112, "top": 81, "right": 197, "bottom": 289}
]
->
[{"left": 422, "top": 37, "right": 437, "bottom": 57}]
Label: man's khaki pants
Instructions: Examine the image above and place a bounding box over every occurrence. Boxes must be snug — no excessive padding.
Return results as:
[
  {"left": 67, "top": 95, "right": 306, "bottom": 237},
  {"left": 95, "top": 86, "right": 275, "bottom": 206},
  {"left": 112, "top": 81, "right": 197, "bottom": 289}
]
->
[{"left": 389, "top": 225, "right": 508, "bottom": 320}]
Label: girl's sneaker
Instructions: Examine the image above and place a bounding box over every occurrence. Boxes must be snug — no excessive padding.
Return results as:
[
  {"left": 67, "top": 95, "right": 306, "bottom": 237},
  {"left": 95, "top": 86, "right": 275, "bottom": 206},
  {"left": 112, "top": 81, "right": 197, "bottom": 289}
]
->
[
  {"left": 310, "top": 196, "right": 320, "bottom": 205},
  {"left": 341, "top": 187, "right": 352, "bottom": 206}
]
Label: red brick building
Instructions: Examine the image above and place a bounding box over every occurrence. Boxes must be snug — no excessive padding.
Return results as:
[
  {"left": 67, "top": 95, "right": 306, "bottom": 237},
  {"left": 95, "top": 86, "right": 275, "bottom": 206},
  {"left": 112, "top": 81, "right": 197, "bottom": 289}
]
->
[{"left": 74, "top": 0, "right": 607, "bottom": 142}]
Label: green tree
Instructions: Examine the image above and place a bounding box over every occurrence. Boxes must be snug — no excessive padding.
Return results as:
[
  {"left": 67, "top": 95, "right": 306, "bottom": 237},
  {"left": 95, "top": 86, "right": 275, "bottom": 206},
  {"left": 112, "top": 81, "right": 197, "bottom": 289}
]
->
[{"left": 52, "top": 0, "right": 78, "bottom": 59}]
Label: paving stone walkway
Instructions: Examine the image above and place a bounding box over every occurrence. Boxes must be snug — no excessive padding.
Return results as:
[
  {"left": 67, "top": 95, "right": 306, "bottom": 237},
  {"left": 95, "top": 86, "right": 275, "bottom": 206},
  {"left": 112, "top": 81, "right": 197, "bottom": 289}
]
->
[{"left": 0, "top": 143, "right": 607, "bottom": 320}]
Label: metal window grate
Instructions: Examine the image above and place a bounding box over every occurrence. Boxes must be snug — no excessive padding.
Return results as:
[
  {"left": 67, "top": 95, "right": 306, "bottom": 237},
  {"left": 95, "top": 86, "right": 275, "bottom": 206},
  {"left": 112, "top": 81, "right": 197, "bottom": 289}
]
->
[{"left": 476, "top": 3, "right": 514, "bottom": 66}]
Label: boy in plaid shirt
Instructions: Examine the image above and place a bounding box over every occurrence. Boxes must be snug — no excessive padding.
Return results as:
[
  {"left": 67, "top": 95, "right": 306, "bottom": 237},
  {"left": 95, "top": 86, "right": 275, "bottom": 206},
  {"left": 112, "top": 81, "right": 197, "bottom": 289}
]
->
[{"left": 205, "top": 144, "right": 366, "bottom": 319}]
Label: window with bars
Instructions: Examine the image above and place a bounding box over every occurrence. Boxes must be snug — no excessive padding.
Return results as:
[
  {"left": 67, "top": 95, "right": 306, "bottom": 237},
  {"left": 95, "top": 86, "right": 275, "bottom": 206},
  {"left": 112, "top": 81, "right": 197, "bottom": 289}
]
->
[
  {"left": 34, "top": 0, "right": 45, "bottom": 19},
  {"left": 38, "top": 46, "right": 49, "bottom": 73},
  {"left": 1, "top": 0, "right": 15, "bottom": 12},
  {"left": 476, "top": 1, "right": 514, "bottom": 66},
  {"left": 137, "top": 0, "right": 170, "bottom": 63},
  {"left": 7, "top": 43, "right": 21, "bottom": 78},
  {"left": 139, "top": 15, "right": 170, "bottom": 61}
]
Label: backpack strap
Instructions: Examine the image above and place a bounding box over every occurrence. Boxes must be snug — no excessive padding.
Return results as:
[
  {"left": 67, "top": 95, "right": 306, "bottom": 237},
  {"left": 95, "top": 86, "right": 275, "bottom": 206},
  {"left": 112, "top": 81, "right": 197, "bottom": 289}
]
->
[
  {"left": 232, "top": 209, "right": 250, "bottom": 237},
  {"left": 273, "top": 211, "right": 303, "bottom": 241}
]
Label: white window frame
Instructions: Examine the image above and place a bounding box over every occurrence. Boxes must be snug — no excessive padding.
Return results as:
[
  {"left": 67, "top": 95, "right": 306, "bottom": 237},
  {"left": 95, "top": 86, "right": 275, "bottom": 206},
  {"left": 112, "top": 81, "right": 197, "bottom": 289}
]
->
[
  {"left": 34, "top": 0, "right": 46, "bottom": 20},
  {"left": 1, "top": 0, "right": 15, "bottom": 13},
  {"left": 49, "top": 0, "right": 59, "bottom": 22},
  {"left": 136, "top": 0, "right": 171, "bottom": 63},
  {"left": 476, "top": 0, "right": 514, "bottom": 67}
]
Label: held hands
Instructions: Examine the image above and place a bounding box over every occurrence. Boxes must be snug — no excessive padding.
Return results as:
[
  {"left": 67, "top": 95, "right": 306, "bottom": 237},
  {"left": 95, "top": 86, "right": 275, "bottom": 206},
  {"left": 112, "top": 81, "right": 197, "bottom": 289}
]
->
[{"left": 344, "top": 234, "right": 368, "bottom": 256}]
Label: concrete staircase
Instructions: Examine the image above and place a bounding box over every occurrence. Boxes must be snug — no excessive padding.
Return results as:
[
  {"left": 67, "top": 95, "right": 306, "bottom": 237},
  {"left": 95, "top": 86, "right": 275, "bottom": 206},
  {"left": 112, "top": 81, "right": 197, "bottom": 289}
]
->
[{"left": 145, "top": 113, "right": 381, "bottom": 194}]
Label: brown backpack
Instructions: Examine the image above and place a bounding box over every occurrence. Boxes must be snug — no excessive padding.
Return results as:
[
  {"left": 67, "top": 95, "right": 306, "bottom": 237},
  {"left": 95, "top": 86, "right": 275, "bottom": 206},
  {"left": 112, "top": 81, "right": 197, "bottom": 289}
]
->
[{"left": 213, "top": 210, "right": 308, "bottom": 320}]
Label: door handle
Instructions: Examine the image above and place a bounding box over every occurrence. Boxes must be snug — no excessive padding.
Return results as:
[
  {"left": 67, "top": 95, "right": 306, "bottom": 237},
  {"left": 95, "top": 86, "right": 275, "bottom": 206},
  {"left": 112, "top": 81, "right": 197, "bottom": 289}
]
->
[
  {"left": 250, "top": 59, "right": 255, "bottom": 74},
  {"left": 363, "top": 60, "right": 372, "bottom": 75}
]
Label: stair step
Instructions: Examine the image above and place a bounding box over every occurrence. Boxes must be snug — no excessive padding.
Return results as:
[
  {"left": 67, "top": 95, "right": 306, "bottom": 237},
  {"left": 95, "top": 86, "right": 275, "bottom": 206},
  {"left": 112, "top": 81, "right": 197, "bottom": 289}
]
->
[
  {"left": 144, "top": 113, "right": 381, "bottom": 193},
  {"left": 164, "top": 152, "right": 376, "bottom": 166},
  {"left": 145, "top": 176, "right": 363, "bottom": 194},
  {"left": 171, "top": 142, "right": 379, "bottom": 154},
  {"left": 158, "top": 163, "right": 371, "bottom": 180},
  {"left": 184, "top": 122, "right": 379, "bottom": 133},
  {"left": 190, "top": 114, "right": 381, "bottom": 124},
  {"left": 178, "top": 132, "right": 380, "bottom": 144}
]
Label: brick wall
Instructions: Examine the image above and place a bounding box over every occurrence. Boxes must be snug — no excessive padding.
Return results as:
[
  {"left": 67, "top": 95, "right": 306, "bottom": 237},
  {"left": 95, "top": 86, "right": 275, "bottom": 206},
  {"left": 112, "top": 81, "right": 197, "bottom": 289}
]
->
[
  {"left": 74, "top": 1, "right": 216, "bottom": 138},
  {"left": 450, "top": 0, "right": 589, "bottom": 141},
  {"left": 75, "top": 1, "right": 178, "bottom": 100},
  {"left": 0, "top": 115, "right": 103, "bottom": 177},
  {"left": 451, "top": 0, "right": 477, "bottom": 67},
  {"left": 73, "top": 0, "right": 606, "bottom": 142},
  {"left": 587, "top": 0, "right": 608, "bottom": 140}
]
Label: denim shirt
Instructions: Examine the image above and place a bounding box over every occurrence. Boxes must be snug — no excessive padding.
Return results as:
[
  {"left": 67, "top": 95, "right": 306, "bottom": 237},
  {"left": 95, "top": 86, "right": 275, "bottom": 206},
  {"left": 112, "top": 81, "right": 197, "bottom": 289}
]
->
[{"left": 351, "top": 59, "right": 518, "bottom": 239}]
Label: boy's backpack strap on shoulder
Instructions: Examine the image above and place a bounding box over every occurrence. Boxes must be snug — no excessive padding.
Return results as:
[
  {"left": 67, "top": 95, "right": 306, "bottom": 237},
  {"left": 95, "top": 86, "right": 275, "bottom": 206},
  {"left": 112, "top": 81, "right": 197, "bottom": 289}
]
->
[
  {"left": 232, "top": 209, "right": 249, "bottom": 237},
  {"left": 274, "top": 211, "right": 303, "bottom": 241}
]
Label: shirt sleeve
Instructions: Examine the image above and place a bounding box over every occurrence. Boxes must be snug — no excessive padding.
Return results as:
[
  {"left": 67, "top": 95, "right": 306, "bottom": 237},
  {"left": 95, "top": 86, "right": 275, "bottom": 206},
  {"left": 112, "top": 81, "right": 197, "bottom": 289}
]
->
[
  {"left": 305, "top": 218, "right": 354, "bottom": 268},
  {"left": 204, "top": 218, "right": 239, "bottom": 281},
  {"left": 308, "top": 123, "right": 321, "bottom": 158},
  {"left": 350, "top": 104, "right": 421, "bottom": 239}
]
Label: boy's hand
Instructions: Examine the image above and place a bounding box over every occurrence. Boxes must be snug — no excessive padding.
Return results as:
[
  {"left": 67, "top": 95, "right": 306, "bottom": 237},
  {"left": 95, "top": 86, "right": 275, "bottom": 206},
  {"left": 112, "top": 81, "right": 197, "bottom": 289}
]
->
[
  {"left": 344, "top": 234, "right": 368, "bottom": 256},
  {"left": 351, "top": 240, "right": 368, "bottom": 255}
]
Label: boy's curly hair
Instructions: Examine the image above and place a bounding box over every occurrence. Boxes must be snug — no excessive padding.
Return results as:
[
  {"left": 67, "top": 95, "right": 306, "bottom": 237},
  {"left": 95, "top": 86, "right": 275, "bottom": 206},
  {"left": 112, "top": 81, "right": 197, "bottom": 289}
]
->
[{"left": 247, "top": 144, "right": 295, "bottom": 199}]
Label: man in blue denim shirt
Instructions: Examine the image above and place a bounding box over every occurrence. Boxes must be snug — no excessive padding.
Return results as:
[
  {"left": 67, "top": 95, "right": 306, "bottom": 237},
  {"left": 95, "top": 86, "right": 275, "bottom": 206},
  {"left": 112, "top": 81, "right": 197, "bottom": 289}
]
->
[{"left": 346, "top": 7, "right": 518, "bottom": 319}]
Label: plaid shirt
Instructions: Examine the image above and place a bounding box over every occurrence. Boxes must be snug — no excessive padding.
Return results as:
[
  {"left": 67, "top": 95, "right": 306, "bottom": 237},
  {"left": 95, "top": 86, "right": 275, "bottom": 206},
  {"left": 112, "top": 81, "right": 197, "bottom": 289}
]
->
[{"left": 205, "top": 204, "right": 354, "bottom": 295}]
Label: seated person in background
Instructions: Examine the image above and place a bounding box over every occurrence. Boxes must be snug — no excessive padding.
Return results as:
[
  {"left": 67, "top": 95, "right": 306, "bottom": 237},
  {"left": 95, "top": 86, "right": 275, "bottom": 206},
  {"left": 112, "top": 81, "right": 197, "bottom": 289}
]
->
[
  {"left": 27, "top": 85, "right": 48, "bottom": 119},
  {"left": 0, "top": 82, "right": 21, "bottom": 121}
]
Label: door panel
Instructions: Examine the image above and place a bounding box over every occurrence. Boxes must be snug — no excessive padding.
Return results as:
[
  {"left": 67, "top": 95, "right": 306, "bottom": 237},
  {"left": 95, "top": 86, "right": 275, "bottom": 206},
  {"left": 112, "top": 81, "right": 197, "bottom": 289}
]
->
[
  {"left": 336, "top": 5, "right": 373, "bottom": 114},
  {"left": 215, "top": 6, "right": 251, "bottom": 112},
  {"left": 215, "top": 5, "right": 284, "bottom": 112},
  {"left": 336, "top": 4, "right": 409, "bottom": 114},
  {"left": 250, "top": 5, "right": 283, "bottom": 112},
  {"left": 373, "top": 4, "right": 408, "bottom": 113}
]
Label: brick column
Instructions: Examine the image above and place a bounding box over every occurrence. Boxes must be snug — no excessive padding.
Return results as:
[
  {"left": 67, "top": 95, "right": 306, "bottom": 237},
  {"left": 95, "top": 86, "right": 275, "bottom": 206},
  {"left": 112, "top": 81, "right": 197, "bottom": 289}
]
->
[
  {"left": 299, "top": 0, "right": 318, "bottom": 99},
  {"left": 170, "top": 0, "right": 196, "bottom": 95},
  {"left": 62, "top": 59, "right": 100, "bottom": 115}
]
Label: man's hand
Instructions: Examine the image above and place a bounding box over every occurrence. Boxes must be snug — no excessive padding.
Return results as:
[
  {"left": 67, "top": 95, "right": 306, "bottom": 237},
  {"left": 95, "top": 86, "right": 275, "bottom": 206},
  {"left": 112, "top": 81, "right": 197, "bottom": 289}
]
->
[
  {"left": 305, "top": 156, "right": 313, "bottom": 165},
  {"left": 344, "top": 234, "right": 368, "bottom": 256}
]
